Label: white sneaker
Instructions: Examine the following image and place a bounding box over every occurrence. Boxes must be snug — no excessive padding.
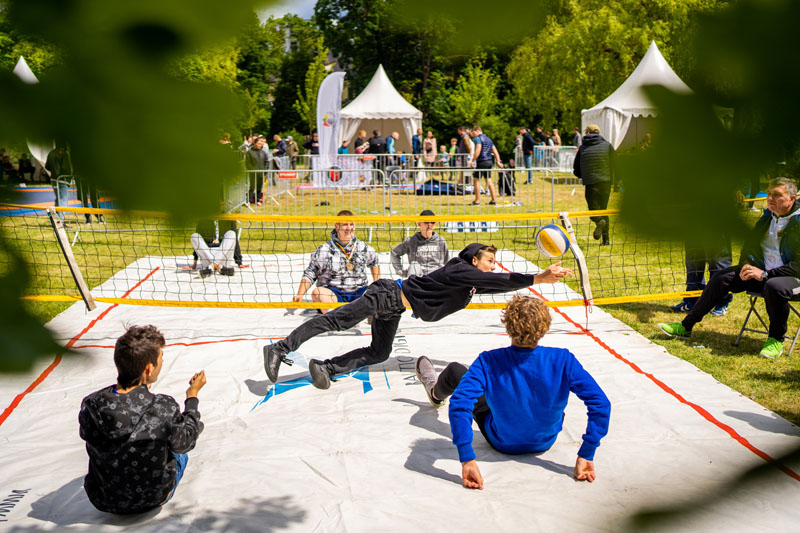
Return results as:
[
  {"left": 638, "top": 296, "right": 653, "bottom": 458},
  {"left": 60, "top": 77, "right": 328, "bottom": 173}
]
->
[{"left": 415, "top": 356, "right": 443, "bottom": 407}]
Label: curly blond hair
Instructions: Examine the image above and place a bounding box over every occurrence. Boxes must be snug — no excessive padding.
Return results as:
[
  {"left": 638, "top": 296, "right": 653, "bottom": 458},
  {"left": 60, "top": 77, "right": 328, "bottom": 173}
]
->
[{"left": 501, "top": 296, "right": 551, "bottom": 347}]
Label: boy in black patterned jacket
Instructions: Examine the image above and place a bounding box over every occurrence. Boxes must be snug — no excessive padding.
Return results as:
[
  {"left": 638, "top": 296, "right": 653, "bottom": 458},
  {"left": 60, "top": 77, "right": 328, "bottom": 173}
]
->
[{"left": 79, "top": 325, "right": 206, "bottom": 514}]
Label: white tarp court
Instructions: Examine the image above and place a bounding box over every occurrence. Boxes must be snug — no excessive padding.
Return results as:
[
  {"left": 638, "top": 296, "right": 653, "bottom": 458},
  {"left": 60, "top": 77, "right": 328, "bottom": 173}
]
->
[{"left": 2, "top": 252, "right": 800, "bottom": 531}]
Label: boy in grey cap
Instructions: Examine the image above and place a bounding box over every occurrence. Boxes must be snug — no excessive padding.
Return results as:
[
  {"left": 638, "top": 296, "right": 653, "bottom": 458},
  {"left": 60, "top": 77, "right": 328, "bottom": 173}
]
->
[{"left": 390, "top": 210, "right": 449, "bottom": 277}]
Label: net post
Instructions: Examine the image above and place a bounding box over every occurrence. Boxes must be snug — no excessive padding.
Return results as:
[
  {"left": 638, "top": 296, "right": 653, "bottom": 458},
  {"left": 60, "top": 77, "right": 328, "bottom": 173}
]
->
[
  {"left": 559, "top": 212, "right": 592, "bottom": 320},
  {"left": 47, "top": 208, "right": 96, "bottom": 312}
]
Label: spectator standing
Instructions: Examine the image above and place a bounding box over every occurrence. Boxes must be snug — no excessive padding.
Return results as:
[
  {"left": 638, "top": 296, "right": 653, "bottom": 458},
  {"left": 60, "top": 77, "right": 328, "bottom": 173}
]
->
[
  {"left": 338, "top": 140, "right": 349, "bottom": 155},
  {"left": 368, "top": 130, "right": 387, "bottom": 173},
  {"left": 272, "top": 134, "right": 287, "bottom": 170},
  {"left": 533, "top": 126, "right": 546, "bottom": 145},
  {"left": 285, "top": 136, "right": 299, "bottom": 169},
  {"left": 423, "top": 130, "right": 437, "bottom": 166},
  {"left": 246, "top": 137, "right": 269, "bottom": 206},
  {"left": 354, "top": 130, "right": 368, "bottom": 152},
  {"left": 552, "top": 129, "right": 562, "bottom": 146},
  {"left": 412, "top": 128, "right": 423, "bottom": 166},
  {"left": 239, "top": 134, "right": 256, "bottom": 153},
  {"left": 457, "top": 126, "right": 473, "bottom": 168},
  {"left": 470, "top": 125, "right": 502, "bottom": 206},
  {"left": 18, "top": 153, "right": 35, "bottom": 181},
  {"left": 303, "top": 131, "right": 320, "bottom": 155},
  {"left": 437, "top": 145, "right": 449, "bottom": 167},
  {"left": 2, "top": 156, "right": 19, "bottom": 183},
  {"left": 572, "top": 124, "right": 614, "bottom": 245},
  {"left": 519, "top": 127, "right": 535, "bottom": 184},
  {"left": 448, "top": 138, "right": 458, "bottom": 165},
  {"left": 45, "top": 143, "right": 72, "bottom": 220},
  {"left": 572, "top": 127, "right": 583, "bottom": 147}
]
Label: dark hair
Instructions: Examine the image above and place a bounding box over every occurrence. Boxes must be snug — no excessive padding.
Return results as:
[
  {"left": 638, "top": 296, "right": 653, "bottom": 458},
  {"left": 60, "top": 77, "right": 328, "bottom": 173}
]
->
[
  {"left": 114, "top": 325, "right": 165, "bottom": 388},
  {"left": 337, "top": 209, "right": 354, "bottom": 217},
  {"left": 475, "top": 244, "right": 498, "bottom": 260}
]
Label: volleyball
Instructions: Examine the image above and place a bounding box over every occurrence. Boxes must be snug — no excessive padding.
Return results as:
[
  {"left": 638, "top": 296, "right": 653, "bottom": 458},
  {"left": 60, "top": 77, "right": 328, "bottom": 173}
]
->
[{"left": 536, "top": 224, "right": 570, "bottom": 258}]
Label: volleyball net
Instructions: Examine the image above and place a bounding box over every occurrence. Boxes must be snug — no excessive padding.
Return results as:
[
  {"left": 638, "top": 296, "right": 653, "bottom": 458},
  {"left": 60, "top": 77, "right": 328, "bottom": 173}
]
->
[{"left": 1, "top": 202, "right": 743, "bottom": 311}]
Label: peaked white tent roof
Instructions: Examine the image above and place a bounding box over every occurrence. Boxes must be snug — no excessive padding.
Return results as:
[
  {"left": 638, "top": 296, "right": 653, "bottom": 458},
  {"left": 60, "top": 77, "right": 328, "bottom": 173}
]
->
[
  {"left": 338, "top": 65, "right": 422, "bottom": 153},
  {"left": 340, "top": 64, "right": 422, "bottom": 120},
  {"left": 581, "top": 41, "right": 691, "bottom": 149}
]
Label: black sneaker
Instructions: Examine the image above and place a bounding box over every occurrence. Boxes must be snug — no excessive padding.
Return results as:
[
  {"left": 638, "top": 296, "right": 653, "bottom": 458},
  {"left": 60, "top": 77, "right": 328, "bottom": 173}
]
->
[
  {"left": 263, "top": 344, "right": 292, "bottom": 383},
  {"left": 593, "top": 219, "right": 607, "bottom": 240},
  {"left": 308, "top": 359, "right": 332, "bottom": 390},
  {"left": 219, "top": 266, "right": 235, "bottom": 276},
  {"left": 198, "top": 267, "right": 213, "bottom": 279}
]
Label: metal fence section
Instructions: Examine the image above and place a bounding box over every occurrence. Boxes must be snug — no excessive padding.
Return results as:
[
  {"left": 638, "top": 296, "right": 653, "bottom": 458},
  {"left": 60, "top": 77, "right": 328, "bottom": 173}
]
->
[
  {"left": 230, "top": 166, "right": 554, "bottom": 219},
  {"left": 533, "top": 146, "right": 579, "bottom": 172},
  {"left": 235, "top": 169, "right": 390, "bottom": 218}
]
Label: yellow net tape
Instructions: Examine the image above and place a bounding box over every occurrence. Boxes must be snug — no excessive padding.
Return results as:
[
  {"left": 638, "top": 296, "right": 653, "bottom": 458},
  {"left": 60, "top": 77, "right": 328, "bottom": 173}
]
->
[{"left": 22, "top": 290, "right": 703, "bottom": 308}]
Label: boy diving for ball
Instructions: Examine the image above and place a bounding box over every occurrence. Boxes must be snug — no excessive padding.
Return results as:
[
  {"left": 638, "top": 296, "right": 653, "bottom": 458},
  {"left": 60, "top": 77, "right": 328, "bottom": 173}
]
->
[
  {"left": 264, "top": 243, "right": 572, "bottom": 389},
  {"left": 414, "top": 296, "right": 611, "bottom": 489}
]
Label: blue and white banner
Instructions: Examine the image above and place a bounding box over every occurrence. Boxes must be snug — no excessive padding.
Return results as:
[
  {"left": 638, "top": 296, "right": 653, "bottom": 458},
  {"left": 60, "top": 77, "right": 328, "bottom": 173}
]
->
[{"left": 316, "top": 71, "right": 345, "bottom": 170}]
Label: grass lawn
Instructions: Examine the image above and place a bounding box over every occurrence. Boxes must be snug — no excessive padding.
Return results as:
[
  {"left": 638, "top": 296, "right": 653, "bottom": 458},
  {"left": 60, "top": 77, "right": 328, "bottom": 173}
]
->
[{"left": 4, "top": 173, "right": 798, "bottom": 426}]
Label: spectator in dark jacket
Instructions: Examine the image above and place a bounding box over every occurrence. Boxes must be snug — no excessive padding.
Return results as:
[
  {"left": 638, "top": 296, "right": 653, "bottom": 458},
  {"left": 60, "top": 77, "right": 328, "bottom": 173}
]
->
[
  {"left": 519, "top": 127, "right": 536, "bottom": 183},
  {"left": 246, "top": 137, "right": 269, "bottom": 206},
  {"left": 573, "top": 124, "right": 614, "bottom": 245},
  {"left": 303, "top": 132, "right": 320, "bottom": 155}
]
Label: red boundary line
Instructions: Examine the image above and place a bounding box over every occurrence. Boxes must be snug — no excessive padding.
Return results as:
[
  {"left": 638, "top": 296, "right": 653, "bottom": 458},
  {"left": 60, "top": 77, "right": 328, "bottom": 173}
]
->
[
  {"left": 495, "top": 260, "right": 800, "bottom": 483},
  {"left": 0, "top": 267, "right": 160, "bottom": 428}
]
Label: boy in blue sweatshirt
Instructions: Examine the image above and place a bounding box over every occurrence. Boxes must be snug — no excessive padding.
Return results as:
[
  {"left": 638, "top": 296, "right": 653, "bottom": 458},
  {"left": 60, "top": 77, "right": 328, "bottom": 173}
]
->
[{"left": 415, "top": 296, "right": 610, "bottom": 489}]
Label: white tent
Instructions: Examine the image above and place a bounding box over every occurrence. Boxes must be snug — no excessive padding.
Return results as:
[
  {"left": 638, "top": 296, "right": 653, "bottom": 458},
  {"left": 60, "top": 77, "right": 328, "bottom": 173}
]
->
[
  {"left": 581, "top": 41, "right": 692, "bottom": 150},
  {"left": 338, "top": 65, "right": 422, "bottom": 153},
  {"left": 12, "top": 56, "right": 54, "bottom": 170}
]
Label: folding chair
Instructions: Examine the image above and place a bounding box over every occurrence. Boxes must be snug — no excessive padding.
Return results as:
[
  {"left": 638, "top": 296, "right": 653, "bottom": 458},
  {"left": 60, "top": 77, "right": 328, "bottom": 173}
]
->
[{"left": 734, "top": 291, "right": 800, "bottom": 355}]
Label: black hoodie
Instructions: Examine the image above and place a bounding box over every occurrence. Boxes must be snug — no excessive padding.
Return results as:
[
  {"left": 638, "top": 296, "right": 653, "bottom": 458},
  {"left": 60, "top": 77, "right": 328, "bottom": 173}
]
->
[
  {"left": 79, "top": 385, "right": 203, "bottom": 514},
  {"left": 401, "top": 243, "right": 535, "bottom": 322}
]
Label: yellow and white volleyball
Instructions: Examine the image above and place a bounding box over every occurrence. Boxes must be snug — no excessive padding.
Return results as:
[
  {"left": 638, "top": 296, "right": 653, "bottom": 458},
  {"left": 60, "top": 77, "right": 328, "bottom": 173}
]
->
[{"left": 536, "top": 224, "right": 570, "bottom": 258}]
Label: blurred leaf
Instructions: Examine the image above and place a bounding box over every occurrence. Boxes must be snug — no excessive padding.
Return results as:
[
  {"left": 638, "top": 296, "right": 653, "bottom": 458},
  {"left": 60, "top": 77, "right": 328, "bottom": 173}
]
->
[
  {"left": 620, "top": 0, "right": 800, "bottom": 246},
  {"left": 394, "top": 0, "right": 548, "bottom": 48},
  {"left": 619, "top": 86, "right": 755, "bottom": 246},
  {"left": 0, "top": 0, "right": 268, "bottom": 220},
  {"left": 0, "top": 251, "right": 66, "bottom": 372}
]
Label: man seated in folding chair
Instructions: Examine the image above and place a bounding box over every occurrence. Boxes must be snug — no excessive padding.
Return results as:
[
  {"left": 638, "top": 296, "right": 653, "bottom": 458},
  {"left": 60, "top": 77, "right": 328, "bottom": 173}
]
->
[{"left": 658, "top": 177, "right": 800, "bottom": 358}]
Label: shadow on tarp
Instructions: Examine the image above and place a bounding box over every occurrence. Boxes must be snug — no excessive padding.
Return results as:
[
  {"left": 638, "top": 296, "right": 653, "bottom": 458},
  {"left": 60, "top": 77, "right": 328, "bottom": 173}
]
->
[
  {"left": 18, "top": 476, "right": 306, "bottom": 531},
  {"left": 724, "top": 410, "right": 800, "bottom": 437},
  {"left": 394, "top": 398, "right": 574, "bottom": 486}
]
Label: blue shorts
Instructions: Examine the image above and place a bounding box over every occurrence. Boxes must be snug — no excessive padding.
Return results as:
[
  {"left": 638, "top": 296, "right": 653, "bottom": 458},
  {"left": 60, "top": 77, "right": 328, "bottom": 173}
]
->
[{"left": 326, "top": 285, "right": 368, "bottom": 303}]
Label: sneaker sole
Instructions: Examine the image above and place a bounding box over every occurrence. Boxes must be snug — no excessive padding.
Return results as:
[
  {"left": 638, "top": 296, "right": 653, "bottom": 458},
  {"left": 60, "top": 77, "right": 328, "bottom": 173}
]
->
[
  {"left": 308, "top": 360, "right": 331, "bottom": 390},
  {"left": 759, "top": 348, "right": 784, "bottom": 359},
  {"left": 415, "top": 357, "right": 443, "bottom": 408},
  {"left": 658, "top": 324, "right": 689, "bottom": 340},
  {"left": 263, "top": 345, "right": 281, "bottom": 383}
]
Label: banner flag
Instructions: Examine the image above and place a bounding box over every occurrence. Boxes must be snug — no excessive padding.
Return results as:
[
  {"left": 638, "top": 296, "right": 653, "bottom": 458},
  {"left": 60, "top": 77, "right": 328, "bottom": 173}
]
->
[{"left": 316, "top": 71, "right": 345, "bottom": 170}]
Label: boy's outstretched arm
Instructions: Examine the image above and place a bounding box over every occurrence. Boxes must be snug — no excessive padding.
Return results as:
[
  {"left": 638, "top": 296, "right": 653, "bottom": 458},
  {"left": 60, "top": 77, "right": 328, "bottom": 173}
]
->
[
  {"left": 534, "top": 261, "right": 573, "bottom": 284},
  {"left": 462, "top": 459, "right": 484, "bottom": 489},
  {"left": 574, "top": 457, "right": 596, "bottom": 482}
]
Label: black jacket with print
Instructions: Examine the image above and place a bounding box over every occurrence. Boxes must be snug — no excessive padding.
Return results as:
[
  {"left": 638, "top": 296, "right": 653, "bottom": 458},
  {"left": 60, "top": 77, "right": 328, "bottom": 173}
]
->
[{"left": 79, "top": 385, "right": 204, "bottom": 514}]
